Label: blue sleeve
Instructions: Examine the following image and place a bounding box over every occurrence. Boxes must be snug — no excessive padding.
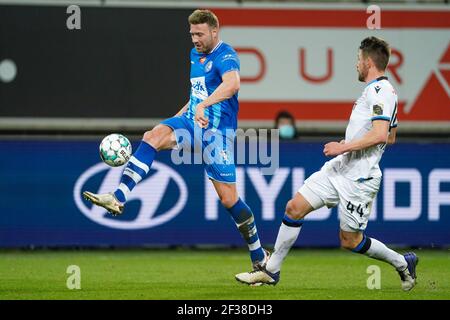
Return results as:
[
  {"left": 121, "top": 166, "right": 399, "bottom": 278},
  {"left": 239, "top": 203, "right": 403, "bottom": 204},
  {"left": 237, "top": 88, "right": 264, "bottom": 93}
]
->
[{"left": 217, "top": 51, "right": 240, "bottom": 77}]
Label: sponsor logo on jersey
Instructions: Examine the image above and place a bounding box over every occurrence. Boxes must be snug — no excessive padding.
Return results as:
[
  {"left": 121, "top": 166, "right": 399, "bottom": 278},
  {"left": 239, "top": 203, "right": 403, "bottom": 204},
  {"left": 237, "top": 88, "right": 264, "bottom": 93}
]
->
[
  {"left": 191, "top": 76, "right": 209, "bottom": 100},
  {"left": 222, "top": 53, "right": 237, "bottom": 62}
]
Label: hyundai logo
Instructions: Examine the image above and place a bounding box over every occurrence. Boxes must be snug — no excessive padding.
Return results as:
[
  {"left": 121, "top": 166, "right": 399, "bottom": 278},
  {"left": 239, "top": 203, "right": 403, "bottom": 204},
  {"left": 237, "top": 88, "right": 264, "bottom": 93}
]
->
[{"left": 73, "top": 161, "right": 188, "bottom": 230}]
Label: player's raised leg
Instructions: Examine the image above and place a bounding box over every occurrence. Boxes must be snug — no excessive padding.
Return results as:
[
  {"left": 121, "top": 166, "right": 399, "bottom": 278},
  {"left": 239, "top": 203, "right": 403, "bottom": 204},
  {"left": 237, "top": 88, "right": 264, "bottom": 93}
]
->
[
  {"left": 83, "top": 124, "right": 177, "bottom": 215},
  {"left": 340, "top": 230, "right": 418, "bottom": 291},
  {"left": 211, "top": 180, "right": 269, "bottom": 269},
  {"left": 235, "top": 192, "right": 315, "bottom": 285},
  {"left": 113, "top": 125, "right": 176, "bottom": 203}
]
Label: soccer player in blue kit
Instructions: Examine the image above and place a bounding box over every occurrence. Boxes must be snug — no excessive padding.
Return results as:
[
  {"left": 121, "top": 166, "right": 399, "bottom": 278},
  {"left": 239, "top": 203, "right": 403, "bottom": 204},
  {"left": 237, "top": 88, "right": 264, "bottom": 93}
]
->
[{"left": 83, "top": 9, "right": 269, "bottom": 270}]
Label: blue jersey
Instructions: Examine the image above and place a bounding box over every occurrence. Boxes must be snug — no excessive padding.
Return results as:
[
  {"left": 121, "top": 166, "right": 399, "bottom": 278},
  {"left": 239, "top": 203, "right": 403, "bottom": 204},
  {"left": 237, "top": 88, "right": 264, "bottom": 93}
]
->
[{"left": 184, "top": 41, "right": 240, "bottom": 131}]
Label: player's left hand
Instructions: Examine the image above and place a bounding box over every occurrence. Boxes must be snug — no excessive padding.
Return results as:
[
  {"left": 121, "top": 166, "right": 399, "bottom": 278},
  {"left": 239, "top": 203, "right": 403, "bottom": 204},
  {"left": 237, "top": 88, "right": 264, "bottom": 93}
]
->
[
  {"left": 195, "top": 104, "right": 209, "bottom": 128},
  {"left": 323, "top": 141, "right": 346, "bottom": 157}
]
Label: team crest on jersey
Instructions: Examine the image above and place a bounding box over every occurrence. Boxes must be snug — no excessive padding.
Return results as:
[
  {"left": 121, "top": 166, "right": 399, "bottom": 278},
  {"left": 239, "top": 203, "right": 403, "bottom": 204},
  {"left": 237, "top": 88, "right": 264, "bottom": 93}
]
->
[
  {"left": 372, "top": 103, "right": 384, "bottom": 116},
  {"left": 205, "top": 61, "right": 213, "bottom": 73},
  {"left": 199, "top": 57, "right": 206, "bottom": 64}
]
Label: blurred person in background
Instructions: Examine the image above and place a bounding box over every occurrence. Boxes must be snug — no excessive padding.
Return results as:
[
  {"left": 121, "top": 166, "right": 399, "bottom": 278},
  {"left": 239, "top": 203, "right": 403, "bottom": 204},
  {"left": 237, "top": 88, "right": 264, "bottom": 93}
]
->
[{"left": 275, "top": 110, "right": 297, "bottom": 140}]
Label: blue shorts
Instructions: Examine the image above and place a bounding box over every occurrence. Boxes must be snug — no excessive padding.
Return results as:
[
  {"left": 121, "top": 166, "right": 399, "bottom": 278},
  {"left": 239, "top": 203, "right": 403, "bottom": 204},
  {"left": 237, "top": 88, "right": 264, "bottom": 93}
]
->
[{"left": 160, "top": 115, "right": 236, "bottom": 184}]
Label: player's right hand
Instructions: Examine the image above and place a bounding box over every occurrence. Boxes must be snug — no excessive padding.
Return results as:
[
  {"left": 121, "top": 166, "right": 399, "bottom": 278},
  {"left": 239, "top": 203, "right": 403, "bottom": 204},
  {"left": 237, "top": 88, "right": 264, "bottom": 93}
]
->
[
  {"left": 323, "top": 141, "right": 346, "bottom": 157},
  {"left": 195, "top": 104, "right": 209, "bottom": 128}
]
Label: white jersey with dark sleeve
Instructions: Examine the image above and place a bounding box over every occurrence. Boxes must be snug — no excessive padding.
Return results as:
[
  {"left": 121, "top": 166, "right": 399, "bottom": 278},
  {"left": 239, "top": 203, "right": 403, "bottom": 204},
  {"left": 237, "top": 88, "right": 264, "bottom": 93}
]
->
[{"left": 326, "top": 76, "right": 398, "bottom": 181}]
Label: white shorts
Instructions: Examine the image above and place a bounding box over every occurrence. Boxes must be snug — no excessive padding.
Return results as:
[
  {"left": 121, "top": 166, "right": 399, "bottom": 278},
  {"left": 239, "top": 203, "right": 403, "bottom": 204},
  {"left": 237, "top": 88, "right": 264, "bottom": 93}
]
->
[{"left": 298, "top": 165, "right": 381, "bottom": 232}]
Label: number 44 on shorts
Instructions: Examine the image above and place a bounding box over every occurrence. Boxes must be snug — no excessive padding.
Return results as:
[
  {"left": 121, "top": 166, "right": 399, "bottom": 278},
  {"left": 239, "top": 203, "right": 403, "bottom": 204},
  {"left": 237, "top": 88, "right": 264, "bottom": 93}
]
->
[{"left": 346, "top": 201, "right": 370, "bottom": 218}]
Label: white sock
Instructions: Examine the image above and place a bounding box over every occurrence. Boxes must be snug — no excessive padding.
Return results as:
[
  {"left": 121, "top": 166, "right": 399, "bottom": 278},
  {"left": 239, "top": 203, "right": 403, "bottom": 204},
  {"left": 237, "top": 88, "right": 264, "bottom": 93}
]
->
[
  {"left": 266, "top": 219, "right": 303, "bottom": 273},
  {"left": 364, "top": 237, "right": 407, "bottom": 271}
]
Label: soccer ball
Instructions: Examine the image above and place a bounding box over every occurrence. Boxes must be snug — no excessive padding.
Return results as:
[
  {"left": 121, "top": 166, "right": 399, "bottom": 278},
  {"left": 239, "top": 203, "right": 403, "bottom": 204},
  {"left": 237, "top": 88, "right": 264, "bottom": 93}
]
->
[{"left": 99, "top": 133, "right": 132, "bottom": 167}]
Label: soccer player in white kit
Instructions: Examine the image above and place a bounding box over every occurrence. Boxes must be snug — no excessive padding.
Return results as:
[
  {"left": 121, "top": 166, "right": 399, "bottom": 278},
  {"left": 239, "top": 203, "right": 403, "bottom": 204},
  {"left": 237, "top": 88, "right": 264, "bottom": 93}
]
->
[{"left": 235, "top": 37, "right": 419, "bottom": 291}]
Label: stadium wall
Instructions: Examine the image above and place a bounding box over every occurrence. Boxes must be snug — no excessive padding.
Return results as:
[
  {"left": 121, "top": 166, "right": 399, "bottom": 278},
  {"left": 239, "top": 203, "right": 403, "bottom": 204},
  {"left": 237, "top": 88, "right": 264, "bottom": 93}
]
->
[
  {"left": 0, "top": 3, "right": 449, "bottom": 133},
  {"left": 0, "top": 139, "right": 449, "bottom": 248}
]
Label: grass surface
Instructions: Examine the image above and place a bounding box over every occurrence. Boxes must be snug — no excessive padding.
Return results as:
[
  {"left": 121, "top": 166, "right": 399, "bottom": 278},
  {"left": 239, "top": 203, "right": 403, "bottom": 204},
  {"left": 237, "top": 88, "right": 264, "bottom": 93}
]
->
[{"left": 1, "top": 249, "right": 449, "bottom": 300}]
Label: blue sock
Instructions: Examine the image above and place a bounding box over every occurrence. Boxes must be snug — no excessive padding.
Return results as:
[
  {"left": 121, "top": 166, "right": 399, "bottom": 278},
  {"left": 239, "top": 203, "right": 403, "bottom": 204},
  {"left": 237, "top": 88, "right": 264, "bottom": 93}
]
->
[
  {"left": 282, "top": 214, "right": 304, "bottom": 228},
  {"left": 351, "top": 234, "right": 372, "bottom": 254},
  {"left": 226, "top": 198, "right": 265, "bottom": 264},
  {"left": 114, "top": 141, "right": 156, "bottom": 203}
]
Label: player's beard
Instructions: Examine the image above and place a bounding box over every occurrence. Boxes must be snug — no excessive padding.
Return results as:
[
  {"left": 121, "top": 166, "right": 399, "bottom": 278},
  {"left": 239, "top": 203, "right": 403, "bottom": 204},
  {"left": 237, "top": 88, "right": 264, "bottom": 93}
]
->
[
  {"left": 358, "top": 65, "right": 368, "bottom": 82},
  {"left": 197, "top": 34, "right": 215, "bottom": 53}
]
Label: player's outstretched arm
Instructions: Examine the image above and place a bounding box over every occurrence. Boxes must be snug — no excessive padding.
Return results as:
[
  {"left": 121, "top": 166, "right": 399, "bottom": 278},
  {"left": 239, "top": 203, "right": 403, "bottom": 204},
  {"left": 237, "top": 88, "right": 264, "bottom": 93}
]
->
[
  {"left": 195, "top": 71, "right": 240, "bottom": 127},
  {"left": 324, "top": 120, "right": 389, "bottom": 156}
]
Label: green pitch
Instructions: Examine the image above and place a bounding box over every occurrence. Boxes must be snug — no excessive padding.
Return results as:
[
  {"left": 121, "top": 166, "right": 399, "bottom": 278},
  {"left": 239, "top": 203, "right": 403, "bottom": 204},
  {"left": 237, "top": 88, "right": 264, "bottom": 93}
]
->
[{"left": 1, "top": 249, "right": 449, "bottom": 300}]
